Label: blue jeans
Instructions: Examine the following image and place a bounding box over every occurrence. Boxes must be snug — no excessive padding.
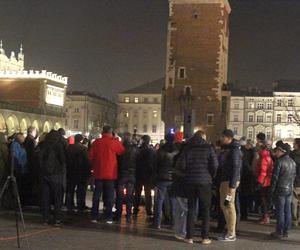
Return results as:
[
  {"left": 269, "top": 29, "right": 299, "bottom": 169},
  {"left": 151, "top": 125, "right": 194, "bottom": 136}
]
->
[
  {"left": 275, "top": 192, "right": 292, "bottom": 234},
  {"left": 91, "top": 180, "right": 115, "bottom": 220},
  {"left": 154, "top": 181, "right": 175, "bottom": 225},
  {"left": 174, "top": 197, "right": 188, "bottom": 237}
]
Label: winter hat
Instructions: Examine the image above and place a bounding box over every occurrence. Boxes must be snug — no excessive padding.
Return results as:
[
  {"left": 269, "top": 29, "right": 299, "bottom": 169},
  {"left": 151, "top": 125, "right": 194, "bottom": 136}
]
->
[
  {"left": 256, "top": 133, "right": 266, "bottom": 142},
  {"left": 165, "top": 133, "right": 175, "bottom": 143},
  {"left": 275, "top": 141, "right": 291, "bottom": 154},
  {"left": 222, "top": 129, "right": 234, "bottom": 138}
]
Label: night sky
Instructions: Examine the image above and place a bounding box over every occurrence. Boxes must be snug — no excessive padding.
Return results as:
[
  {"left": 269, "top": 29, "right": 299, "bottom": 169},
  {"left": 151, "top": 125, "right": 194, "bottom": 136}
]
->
[{"left": 1, "top": 0, "right": 300, "bottom": 99}]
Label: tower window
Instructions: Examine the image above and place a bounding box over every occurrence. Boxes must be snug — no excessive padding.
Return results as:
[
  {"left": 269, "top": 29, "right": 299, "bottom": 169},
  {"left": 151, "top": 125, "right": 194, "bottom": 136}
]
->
[
  {"left": 178, "top": 67, "right": 186, "bottom": 79},
  {"left": 194, "top": 12, "right": 199, "bottom": 19}
]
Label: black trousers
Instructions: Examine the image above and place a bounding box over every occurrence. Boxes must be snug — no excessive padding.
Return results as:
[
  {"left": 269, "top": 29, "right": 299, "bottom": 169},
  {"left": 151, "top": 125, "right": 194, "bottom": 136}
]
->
[
  {"left": 134, "top": 180, "right": 153, "bottom": 215},
  {"left": 185, "top": 184, "right": 212, "bottom": 239},
  {"left": 66, "top": 176, "right": 87, "bottom": 210},
  {"left": 40, "top": 177, "right": 63, "bottom": 222},
  {"left": 116, "top": 177, "right": 135, "bottom": 218}
]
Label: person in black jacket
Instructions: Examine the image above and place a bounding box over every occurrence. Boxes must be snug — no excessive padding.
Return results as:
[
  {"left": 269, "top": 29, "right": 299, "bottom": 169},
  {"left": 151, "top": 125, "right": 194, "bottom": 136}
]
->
[
  {"left": 39, "top": 130, "right": 66, "bottom": 226},
  {"left": 290, "top": 138, "right": 300, "bottom": 227},
  {"left": 153, "top": 133, "right": 179, "bottom": 228},
  {"left": 271, "top": 141, "right": 296, "bottom": 239},
  {"left": 116, "top": 132, "right": 138, "bottom": 223},
  {"left": 134, "top": 135, "right": 156, "bottom": 216},
  {"left": 65, "top": 134, "right": 91, "bottom": 212},
  {"left": 218, "top": 129, "right": 242, "bottom": 242},
  {"left": 181, "top": 131, "right": 218, "bottom": 245}
]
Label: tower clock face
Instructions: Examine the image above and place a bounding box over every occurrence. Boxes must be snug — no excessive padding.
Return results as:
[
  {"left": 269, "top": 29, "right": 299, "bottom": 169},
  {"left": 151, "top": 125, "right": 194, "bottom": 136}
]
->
[{"left": 45, "top": 84, "right": 65, "bottom": 106}]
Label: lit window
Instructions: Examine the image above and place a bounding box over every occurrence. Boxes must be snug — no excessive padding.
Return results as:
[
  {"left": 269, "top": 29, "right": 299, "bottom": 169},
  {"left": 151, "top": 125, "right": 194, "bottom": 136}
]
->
[
  {"left": 207, "top": 114, "right": 214, "bottom": 125},
  {"left": 233, "top": 115, "right": 238, "bottom": 122},
  {"left": 153, "top": 111, "right": 158, "bottom": 118},
  {"left": 75, "top": 108, "right": 80, "bottom": 113},
  {"left": 152, "top": 125, "right": 157, "bottom": 133},
  {"left": 143, "top": 125, "right": 148, "bottom": 133},
  {"left": 178, "top": 67, "right": 186, "bottom": 79},
  {"left": 248, "top": 103, "right": 254, "bottom": 109},
  {"left": 288, "top": 114, "right": 293, "bottom": 123},
  {"left": 134, "top": 97, "right": 139, "bottom": 103},
  {"left": 266, "top": 103, "right": 272, "bottom": 110},
  {"left": 124, "top": 111, "right": 129, "bottom": 118},
  {"left": 275, "top": 129, "right": 281, "bottom": 138},
  {"left": 266, "top": 131, "right": 272, "bottom": 140},
  {"left": 125, "top": 97, "right": 130, "bottom": 103},
  {"left": 276, "top": 114, "right": 281, "bottom": 123}
]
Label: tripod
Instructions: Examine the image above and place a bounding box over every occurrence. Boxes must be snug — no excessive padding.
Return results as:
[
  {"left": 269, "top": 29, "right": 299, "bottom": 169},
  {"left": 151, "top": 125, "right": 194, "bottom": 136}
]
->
[{"left": 0, "top": 148, "right": 30, "bottom": 249}]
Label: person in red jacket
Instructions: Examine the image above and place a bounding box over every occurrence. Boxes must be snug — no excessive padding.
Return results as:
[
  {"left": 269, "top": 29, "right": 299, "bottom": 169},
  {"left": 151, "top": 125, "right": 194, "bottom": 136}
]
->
[
  {"left": 89, "top": 125, "right": 125, "bottom": 224},
  {"left": 255, "top": 133, "right": 273, "bottom": 224}
]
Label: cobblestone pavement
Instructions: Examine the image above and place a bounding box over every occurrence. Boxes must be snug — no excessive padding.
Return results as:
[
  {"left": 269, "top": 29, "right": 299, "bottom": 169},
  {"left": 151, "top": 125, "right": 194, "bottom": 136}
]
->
[{"left": 1, "top": 206, "right": 300, "bottom": 250}]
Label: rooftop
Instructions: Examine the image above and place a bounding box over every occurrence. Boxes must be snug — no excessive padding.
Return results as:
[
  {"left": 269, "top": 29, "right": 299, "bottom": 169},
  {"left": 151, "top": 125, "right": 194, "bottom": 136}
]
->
[
  {"left": 273, "top": 80, "right": 300, "bottom": 92},
  {"left": 67, "top": 91, "right": 116, "bottom": 106},
  {"left": 120, "top": 78, "right": 164, "bottom": 94}
]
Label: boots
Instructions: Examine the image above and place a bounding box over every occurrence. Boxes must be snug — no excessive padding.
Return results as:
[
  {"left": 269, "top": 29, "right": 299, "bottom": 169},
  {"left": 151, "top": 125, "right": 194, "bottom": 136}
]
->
[{"left": 258, "top": 213, "right": 270, "bottom": 224}]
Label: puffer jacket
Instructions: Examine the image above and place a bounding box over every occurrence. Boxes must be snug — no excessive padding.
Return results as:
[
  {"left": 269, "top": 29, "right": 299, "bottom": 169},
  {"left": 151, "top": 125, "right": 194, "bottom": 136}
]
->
[
  {"left": 155, "top": 142, "right": 179, "bottom": 182},
  {"left": 256, "top": 148, "right": 273, "bottom": 187},
  {"left": 118, "top": 140, "right": 138, "bottom": 180},
  {"left": 182, "top": 136, "right": 218, "bottom": 186},
  {"left": 290, "top": 149, "right": 300, "bottom": 187},
  {"left": 219, "top": 139, "right": 242, "bottom": 188},
  {"left": 271, "top": 154, "right": 296, "bottom": 195},
  {"left": 136, "top": 143, "right": 156, "bottom": 183}
]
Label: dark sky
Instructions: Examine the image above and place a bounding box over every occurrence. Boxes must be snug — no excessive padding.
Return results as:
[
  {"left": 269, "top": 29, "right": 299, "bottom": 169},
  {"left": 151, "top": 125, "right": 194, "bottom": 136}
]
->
[{"left": 1, "top": 0, "right": 300, "bottom": 99}]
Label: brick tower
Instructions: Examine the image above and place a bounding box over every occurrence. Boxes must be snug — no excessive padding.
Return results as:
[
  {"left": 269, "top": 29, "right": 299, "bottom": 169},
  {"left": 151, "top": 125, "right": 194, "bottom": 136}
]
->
[{"left": 162, "top": 0, "right": 231, "bottom": 142}]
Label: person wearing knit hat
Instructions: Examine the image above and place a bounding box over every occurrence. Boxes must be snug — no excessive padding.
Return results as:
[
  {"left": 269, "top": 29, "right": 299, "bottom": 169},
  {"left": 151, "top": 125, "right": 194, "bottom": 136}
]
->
[{"left": 271, "top": 141, "right": 296, "bottom": 239}]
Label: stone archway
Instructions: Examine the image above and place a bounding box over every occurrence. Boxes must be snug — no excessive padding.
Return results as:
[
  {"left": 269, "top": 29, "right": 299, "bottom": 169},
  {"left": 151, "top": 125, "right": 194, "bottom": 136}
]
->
[
  {"left": 19, "top": 118, "right": 28, "bottom": 134},
  {"left": 32, "top": 119, "right": 42, "bottom": 132},
  {"left": 6, "top": 115, "right": 19, "bottom": 135},
  {"left": 54, "top": 122, "right": 62, "bottom": 130},
  {"left": 0, "top": 113, "right": 5, "bottom": 133}
]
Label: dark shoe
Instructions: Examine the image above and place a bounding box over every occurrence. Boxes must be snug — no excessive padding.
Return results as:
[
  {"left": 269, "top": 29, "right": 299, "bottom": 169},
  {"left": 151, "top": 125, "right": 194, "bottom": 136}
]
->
[
  {"left": 150, "top": 223, "right": 161, "bottom": 229},
  {"left": 283, "top": 232, "right": 289, "bottom": 238},
  {"left": 126, "top": 217, "right": 131, "bottom": 224},
  {"left": 270, "top": 232, "right": 283, "bottom": 239}
]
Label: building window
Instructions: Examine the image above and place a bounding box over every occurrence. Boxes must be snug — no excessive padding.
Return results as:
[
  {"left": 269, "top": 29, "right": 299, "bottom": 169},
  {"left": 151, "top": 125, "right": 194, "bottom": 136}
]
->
[
  {"left": 277, "top": 114, "right": 282, "bottom": 123},
  {"left": 153, "top": 110, "right": 158, "bottom": 118},
  {"left": 152, "top": 125, "right": 157, "bottom": 133},
  {"left": 125, "top": 97, "right": 130, "bottom": 103},
  {"left": 288, "top": 99, "right": 293, "bottom": 107},
  {"left": 248, "top": 129, "right": 253, "bottom": 139},
  {"left": 133, "top": 111, "right": 138, "bottom": 118},
  {"left": 248, "top": 102, "right": 254, "bottom": 109},
  {"left": 277, "top": 99, "right": 282, "bottom": 107},
  {"left": 266, "top": 115, "right": 272, "bottom": 123},
  {"left": 266, "top": 103, "right": 272, "bottom": 110},
  {"left": 143, "top": 125, "right": 148, "bottom": 133},
  {"left": 134, "top": 97, "right": 139, "bottom": 103},
  {"left": 234, "top": 103, "right": 239, "bottom": 109},
  {"left": 288, "top": 114, "right": 293, "bottom": 123},
  {"left": 144, "top": 97, "right": 148, "bottom": 103},
  {"left": 143, "top": 111, "right": 148, "bottom": 118},
  {"left": 275, "top": 129, "right": 281, "bottom": 138},
  {"left": 233, "top": 127, "right": 238, "bottom": 135},
  {"left": 207, "top": 114, "right": 214, "bottom": 125},
  {"left": 178, "top": 67, "right": 186, "bottom": 79},
  {"left": 257, "top": 115, "right": 263, "bottom": 123},
  {"left": 133, "top": 125, "right": 138, "bottom": 133},
  {"left": 75, "top": 108, "right": 80, "bottom": 113},
  {"left": 169, "top": 78, "right": 173, "bottom": 86},
  {"left": 266, "top": 131, "right": 272, "bottom": 140},
  {"left": 248, "top": 114, "right": 254, "bottom": 122},
  {"left": 153, "top": 98, "right": 158, "bottom": 103},
  {"left": 74, "top": 119, "right": 79, "bottom": 129},
  {"left": 233, "top": 115, "right": 238, "bottom": 122},
  {"left": 257, "top": 103, "right": 264, "bottom": 109},
  {"left": 124, "top": 111, "right": 129, "bottom": 118}
]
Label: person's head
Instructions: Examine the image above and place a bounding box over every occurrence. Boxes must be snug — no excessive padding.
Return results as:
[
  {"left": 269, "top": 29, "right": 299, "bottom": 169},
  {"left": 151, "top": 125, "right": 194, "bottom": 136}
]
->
[
  {"left": 256, "top": 133, "right": 266, "bottom": 146},
  {"left": 57, "top": 128, "right": 66, "bottom": 137},
  {"left": 165, "top": 133, "right": 175, "bottom": 143},
  {"left": 275, "top": 141, "right": 291, "bottom": 158},
  {"left": 123, "top": 132, "right": 131, "bottom": 142},
  {"left": 45, "top": 130, "right": 60, "bottom": 142},
  {"left": 294, "top": 138, "right": 300, "bottom": 150},
  {"left": 102, "top": 125, "right": 113, "bottom": 135},
  {"left": 27, "top": 126, "right": 37, "bottom": 138},
  {"left": 245, "top": 139, "right": 253, "bottom": 149},
  {"left": 221, "top": 129, "right": 234, "bottom": 145},
  {"left": 141, "top": 135, "right": 151, "bottom": 145},
  {"left": 193, "top": 130, "right": 206, "bottom": 141},
  {"left": 74, "top": 134, "right": 84, "bottom": 144},
  {"left": 15, "top": 133, "right": 25, "bottom": 144},
  {"left": 239, "top": 136, "right": 247, "bottom": 146}
]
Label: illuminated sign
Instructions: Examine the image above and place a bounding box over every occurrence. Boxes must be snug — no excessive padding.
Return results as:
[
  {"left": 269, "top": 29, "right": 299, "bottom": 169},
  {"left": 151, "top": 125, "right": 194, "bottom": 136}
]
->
[{"left": 45, "top": 84, "right": 65, "bottom": 106}]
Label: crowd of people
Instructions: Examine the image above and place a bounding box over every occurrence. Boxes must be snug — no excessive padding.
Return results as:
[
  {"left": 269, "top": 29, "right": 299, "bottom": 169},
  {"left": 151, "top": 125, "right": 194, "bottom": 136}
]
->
[{"left": 0, "top": 125, "right": 299, "bottom": 245}]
